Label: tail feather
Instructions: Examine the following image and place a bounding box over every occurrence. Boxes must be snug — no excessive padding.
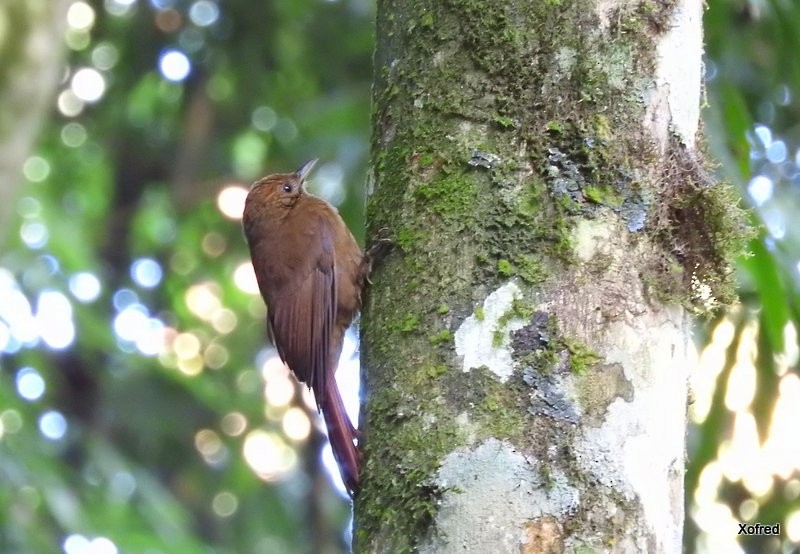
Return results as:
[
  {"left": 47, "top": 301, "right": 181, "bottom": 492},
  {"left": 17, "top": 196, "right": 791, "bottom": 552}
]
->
[{"left": 321, "top": 378, "right": 360, "bottom": 496}]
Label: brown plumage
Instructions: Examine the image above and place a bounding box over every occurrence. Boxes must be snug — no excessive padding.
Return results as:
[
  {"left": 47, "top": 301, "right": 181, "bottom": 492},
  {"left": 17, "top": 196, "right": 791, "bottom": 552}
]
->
[{"left": 242, "top": 159, "right": 362, "bottom": 495}]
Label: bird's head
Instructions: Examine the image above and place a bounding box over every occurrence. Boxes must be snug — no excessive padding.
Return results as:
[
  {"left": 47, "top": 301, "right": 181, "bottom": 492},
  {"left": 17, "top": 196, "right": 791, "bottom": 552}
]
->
[{"left": 248, "top": 158, "right": 318, "bottom": 209}]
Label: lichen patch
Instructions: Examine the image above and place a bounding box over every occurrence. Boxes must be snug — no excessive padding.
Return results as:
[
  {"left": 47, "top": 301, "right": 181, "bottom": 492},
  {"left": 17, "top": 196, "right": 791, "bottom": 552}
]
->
[
  {"left": 454, "top": 281, "right": 527, "bottom": 382},
  {"left": 420, "top": 438, "right": 579, "bottom": 554}
]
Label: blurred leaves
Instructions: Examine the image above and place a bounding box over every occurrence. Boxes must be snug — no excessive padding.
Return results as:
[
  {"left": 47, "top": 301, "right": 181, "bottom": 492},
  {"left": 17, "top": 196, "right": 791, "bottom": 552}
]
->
[
  {"left": 0, "top": 0, "right": 373, "bottom": 552},
  {"left": 687, "top": 0, "right": 800, "bottom": 552}
]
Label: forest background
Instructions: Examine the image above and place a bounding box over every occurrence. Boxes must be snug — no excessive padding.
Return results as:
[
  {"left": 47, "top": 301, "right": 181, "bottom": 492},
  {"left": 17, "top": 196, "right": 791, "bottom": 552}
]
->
[{"left": 0, "top": 1, "right": 798, "bottom": 553}]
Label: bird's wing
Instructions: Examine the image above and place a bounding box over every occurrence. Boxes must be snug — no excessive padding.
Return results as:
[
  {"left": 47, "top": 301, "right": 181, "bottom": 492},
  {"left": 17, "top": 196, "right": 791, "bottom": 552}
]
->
[{"left": 267, "top": 218, "right": 337, "bottom": 408}]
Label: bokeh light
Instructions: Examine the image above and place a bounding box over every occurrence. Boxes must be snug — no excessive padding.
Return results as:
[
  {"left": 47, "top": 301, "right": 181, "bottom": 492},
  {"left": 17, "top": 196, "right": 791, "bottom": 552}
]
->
[
  {"left": 692, "top": 316, "right": 800, "bottom": 552},
  {"left": 109, "top": 471, "right": 137, "bottom": 502},
  {"left": 788, "top": 511, "right": 800, "bottom": 542},
  {"left": 762, "top": 374, "right": 800, "bottom": 479},
  {"left": 173, "top": 332, "right": 201, "bottom": 359},
  {"left": 724, "top": 321, "right": 757, "bottom": 411},
  {"left": 0, "top": 273, "right": 38, "bottom": 351},
  {"left": 91, "top": 43, "right": 120, "bottom": 70},
  {"left": 216, "top": 185, "right": 248, "bottom": 220},
  {"left": 61, "top": 122, "right": 88, "bottom": 147},
  {"left": 210, "top": 309, "right": 237, "bottom": 334},
  {"left": 185, "top": 282, "right": 220, "bottom": 319},
  {"left": 233, "top": 262, "right": 259, "bottom": 295},
  {"left": 195, "top": 428, "right": 227, "bottom": 466},
  {"left": 104, "top": 0, "right": 136, "bottom": 16},
  {"left": 113, "top": 289, "right": 138, "bottom": 310},
  {"left": 112, "top": 301, "right": 165, "bottom": 355},
  {"left": 189, "top": 0, "right": 220, "bottom": 27},
  {"left": 282, "top": 407, "right": 310, "bottom": 442},
  {"left": 251, "top": 106, "right": 277, "bottom": 132},
  {"left": 0, "top": 322, "right": 10, "bottom": 353},
  {"left": 130, "top": 258, "right": 163, "bottom": 288},
  {"left": 71, "top": 68, "right": 106, "bottom": 103},
  {"left": 158, "top": 49, "right": 191, "bottom": 82},
  {"left": 211, "top": 491, "right": 238, "bottom": 518},
  {"left": 20, "top": 222, "right": 49, "bottom": 249},
  {"left": 57, "top": 89, "right": 84, "bottom": 117},
  {"left": 113, "top": 304, "right": 148, "bottom": 342},
  {"left": 38, "top": 410, "right": 68, "bottom": 441},
  {"left": 69, "top": 272, "right": 102, "bottom": 302},
  {"left": 36, "top": 291, "right": 75, "bottom": 349},
  {"left": 242, "top": 430, "right": 296, "bottom": 482},
  {"left": 62, "top": 535, "right": 118, "bottom": 554},
  {"left": 16, "top": 367, "right": 46, "bottom": 401},
  {"left": 67, "top": 2, "right": 96, "bottom": 31},
  {"left": 173, "top": 332, "right": 203, "bottom": 376},
  {"left": 220, "top": 412, "right": 247, "bottom": 436},
  {"left": 203, "top": 342, "right": 229, "bottom": 369},
  {"left": 262, "top": 354, "right": 294, "bottom": 408},
  {"left": 0, "top": 410, "right": 23, "bottom": 435},
  {"left": 23, "top": 156, "right": 51, "bottom": 182},
  {"left": 201, "top": 232, "right": 226, "bottom": 257}
]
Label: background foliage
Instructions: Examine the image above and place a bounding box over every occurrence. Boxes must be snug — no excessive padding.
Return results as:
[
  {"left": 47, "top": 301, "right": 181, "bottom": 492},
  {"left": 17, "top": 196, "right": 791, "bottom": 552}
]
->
[
  {"left": 0, "top": 1, "right": 373, "bottom": 553},
  {"left": 0, "top": 0, "right": 797, "bottom": 553},
  {"left": 687, "top": 1, "right": 800, "bottom": 553}
]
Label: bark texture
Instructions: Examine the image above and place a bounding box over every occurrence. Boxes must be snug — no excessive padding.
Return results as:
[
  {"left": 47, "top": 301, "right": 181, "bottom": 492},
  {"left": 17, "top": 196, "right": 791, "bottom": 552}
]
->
[
  {"left": 0, "top": 0, "right": 69, "bottom": 245},
  {"left": 358, "top": 1, "right": 744, "bottom": 552}
]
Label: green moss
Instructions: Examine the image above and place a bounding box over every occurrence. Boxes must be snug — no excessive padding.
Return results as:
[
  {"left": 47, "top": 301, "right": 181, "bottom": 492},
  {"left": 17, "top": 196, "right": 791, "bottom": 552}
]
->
[
  {"left": 419, "top": 11, "right": 434, "bottom": 29},
  {"left": 584, "top": 185, "right": 623, "bottom": 208},
  {"left": 492, "top": 296, "right": 534, "bottom": 348},
  {"left": 515, "top": 254, "right": 547, "bottom": 284},
  {"left": 474, "top": 306, "right": 485, "bottom": 321},
  {"left": 428, "top": 329, "right": 454, "bottom": 345},
  {"left": 418, "top": 153, "right": 435, "bottom": 167},
  {"left": 398, "top": 313, "right": 420, "bottom": 333},
  {"left": 491, "top": 329, "right": 504, "bottom": 348},
  {"left": 436, "top": 303, "right": 450, "bottom": 315},
  {"left": 564, "top": 339, "right": 602, "bottom": 374},
  {"left": 425, "top": 364, "right": 449, "bottom": 379},
  {"left": 510, "top": 297, "right": 535, "bottom": 320},
  {"left": 395, "top": 226, "right": 425, "bottom": 252},
  {"left": 497, "top": 258, "right": 514, "bottom": 277},
  {"left": 443, "top": 366, "right": 528, "bottom": 443},
  {"left": 357, "top": 386, "right": 459, "bottom": 552},
  {"left": 493, "top": 114, "right": 515, "bottom": 128},
  {"left": 412, "top": 172, "right": 479, "bottom": 225},
  {"left": 651, "top": 138, "right": 754, "bottom": 311},
  {"left": 546, "top": 120, "right": 564, "bottom": 133}
]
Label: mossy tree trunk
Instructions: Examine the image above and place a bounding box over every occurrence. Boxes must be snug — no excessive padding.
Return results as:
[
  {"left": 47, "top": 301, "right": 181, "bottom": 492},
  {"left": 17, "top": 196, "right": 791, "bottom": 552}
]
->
[
  {"left": 358, "top": 1, "right": 746, "bottom": 553},
  {"left": 0, "top": 0, "right": 69, "bottom": 246}
]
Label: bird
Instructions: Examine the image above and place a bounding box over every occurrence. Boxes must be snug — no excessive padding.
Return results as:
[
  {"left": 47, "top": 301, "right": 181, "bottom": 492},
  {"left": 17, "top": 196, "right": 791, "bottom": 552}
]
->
[{"left": 242, "top": 159, "right": 363, "bottom": 495}]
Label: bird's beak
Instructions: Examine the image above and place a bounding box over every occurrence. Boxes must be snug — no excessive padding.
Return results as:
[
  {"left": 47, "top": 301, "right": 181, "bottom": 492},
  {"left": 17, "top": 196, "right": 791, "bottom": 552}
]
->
[{"left": 295, "top": 159, "right": 318, "bottom": 182}]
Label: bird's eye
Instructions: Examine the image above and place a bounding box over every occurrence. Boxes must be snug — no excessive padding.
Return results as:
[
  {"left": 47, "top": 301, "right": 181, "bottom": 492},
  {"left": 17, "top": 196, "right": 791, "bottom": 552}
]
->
[{"left": 282, "top": 183, "right": 292, "bottom": 193}]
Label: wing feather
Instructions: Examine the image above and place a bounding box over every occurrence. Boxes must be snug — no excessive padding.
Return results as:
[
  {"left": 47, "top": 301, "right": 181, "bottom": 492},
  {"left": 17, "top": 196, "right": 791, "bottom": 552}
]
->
[{"left": 266, "top": 219, "right": 337, "bottom": 407}]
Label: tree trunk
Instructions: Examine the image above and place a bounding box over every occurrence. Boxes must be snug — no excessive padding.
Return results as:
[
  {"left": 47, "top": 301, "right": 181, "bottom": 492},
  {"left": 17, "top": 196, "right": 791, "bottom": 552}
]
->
[
  {"left": 0, "top": 0, "right": 69, "bottom": 246},
  {"left": 358, "top": 0, "right": 747, "bottom": 552}
]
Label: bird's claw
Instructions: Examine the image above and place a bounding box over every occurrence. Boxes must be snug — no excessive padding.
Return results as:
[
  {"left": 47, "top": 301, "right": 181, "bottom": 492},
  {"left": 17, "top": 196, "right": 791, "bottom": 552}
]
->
[{"left": 363, "top": 228, "right": 394, "bottom": 286}]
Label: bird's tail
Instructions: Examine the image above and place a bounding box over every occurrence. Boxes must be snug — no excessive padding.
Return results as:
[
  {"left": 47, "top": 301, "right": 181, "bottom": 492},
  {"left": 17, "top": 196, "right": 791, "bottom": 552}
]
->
[{"left": 321, "top": 378, "right": 360, "bottom": 496}]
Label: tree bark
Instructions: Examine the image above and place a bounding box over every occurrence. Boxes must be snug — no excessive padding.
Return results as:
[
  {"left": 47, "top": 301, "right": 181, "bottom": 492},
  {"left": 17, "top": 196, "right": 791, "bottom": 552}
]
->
[
  {"left": 358, "top": 1, "right": 746, "bottom": 552},
  {"left": 0, "top": 0, "right": 69, "bottom": 246}
]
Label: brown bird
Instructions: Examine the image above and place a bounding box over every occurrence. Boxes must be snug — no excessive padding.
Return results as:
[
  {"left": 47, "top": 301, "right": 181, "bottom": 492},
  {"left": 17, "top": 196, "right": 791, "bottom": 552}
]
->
[{"left": 243, "top": 159, "right": 363, "bottom": 495}]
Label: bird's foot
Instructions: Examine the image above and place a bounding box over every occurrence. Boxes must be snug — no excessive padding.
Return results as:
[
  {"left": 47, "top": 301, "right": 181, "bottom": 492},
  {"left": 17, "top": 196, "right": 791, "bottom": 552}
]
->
[{"left": 363, "top": 227, "right": 393, "bottom": 285}]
